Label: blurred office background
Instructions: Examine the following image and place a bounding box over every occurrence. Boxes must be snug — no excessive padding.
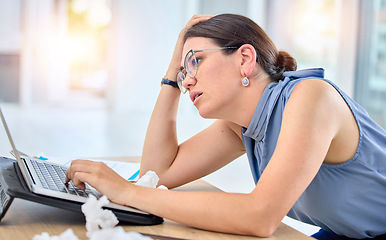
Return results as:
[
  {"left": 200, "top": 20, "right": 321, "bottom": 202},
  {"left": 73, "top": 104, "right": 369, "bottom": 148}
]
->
[{"left": 0, "top": 0, "right": 385, "bottom": 236}]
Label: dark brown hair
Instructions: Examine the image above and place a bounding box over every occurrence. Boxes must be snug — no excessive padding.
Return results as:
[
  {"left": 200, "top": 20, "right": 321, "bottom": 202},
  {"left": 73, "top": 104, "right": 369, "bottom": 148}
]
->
[{"left": 184, "top": 14, "right": 297, "bottom": 81}]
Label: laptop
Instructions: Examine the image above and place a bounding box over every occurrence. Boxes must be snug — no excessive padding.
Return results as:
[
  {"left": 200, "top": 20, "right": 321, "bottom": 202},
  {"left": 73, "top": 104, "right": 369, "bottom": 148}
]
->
[{"left": 0, "top": 106, "right": 163, "bottom": 225}]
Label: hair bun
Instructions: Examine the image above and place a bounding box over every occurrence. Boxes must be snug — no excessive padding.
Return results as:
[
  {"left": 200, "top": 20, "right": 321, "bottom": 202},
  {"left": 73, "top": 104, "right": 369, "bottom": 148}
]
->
[{"left": 277, "top": 51, "right": 297, "bottom": 72}]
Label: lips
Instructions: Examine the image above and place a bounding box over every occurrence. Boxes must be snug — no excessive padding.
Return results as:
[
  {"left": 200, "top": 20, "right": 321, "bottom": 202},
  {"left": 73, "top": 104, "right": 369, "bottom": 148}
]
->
[{"left": 189, "top": 91, "right": 203, "bottom": 105}]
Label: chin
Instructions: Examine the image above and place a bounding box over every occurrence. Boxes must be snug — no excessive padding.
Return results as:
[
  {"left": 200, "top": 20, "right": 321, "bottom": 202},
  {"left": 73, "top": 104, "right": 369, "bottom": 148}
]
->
[{"left": 197, "top": 106, "right": 218, "bottom": 119}]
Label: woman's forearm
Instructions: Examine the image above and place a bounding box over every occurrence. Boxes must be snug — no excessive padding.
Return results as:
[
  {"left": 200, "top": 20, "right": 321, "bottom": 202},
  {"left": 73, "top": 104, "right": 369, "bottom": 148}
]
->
[
  {"left": 126, "top": 186, "right": 277, "bottom": 237},
  {"left": 141, "top": 15, "right": 214, "bottom": 179},
  {"left": 140, "top": 78, "right": 181, "bottom": 177}
]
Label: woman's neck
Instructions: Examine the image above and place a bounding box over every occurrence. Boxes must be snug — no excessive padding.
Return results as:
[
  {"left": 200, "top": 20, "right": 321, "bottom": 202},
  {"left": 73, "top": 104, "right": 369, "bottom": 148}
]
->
[{"left": 227, "top": 75, "right": 272, "bottom": 128}]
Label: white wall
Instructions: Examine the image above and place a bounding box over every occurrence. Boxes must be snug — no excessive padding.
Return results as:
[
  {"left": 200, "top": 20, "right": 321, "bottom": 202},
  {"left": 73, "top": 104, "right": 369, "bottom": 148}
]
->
[
  {"left": 20, "top": 0, "right": 69, "bottom": 107},
  {"left": 335, "top": 0, "right": 359, "bottom": 97},
  {"left": 266, "top": 0, "right": 359, "bottom": 97},
  {"left": 0, "top": 0, "right": 22, "bottom": 53},
  {"left": 107, "top": 0, "right": 185, "bottom": 114}
]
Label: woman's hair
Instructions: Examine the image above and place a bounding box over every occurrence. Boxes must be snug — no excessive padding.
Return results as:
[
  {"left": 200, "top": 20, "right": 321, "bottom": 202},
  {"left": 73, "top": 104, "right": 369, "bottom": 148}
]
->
[{"left": 184, "top": 14, "right": 297, "bottom": 81}]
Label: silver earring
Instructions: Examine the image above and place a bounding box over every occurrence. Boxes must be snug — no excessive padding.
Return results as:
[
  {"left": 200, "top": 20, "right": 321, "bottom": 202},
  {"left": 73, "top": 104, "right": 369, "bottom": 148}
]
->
[{"left": 242, "top": 76, "right": 249, "bottom": 87}]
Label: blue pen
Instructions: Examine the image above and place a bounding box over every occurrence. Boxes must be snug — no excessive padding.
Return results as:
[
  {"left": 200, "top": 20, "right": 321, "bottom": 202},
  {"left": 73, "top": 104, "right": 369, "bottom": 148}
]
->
[{"left": 128, "top": 169, "right": 140, "bottom": 181}]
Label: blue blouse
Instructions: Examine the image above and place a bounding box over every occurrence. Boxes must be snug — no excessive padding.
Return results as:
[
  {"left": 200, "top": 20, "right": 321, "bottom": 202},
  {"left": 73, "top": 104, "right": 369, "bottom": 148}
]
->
[{"left": 241, "top": 68, "right": 386, "bottom": 238}]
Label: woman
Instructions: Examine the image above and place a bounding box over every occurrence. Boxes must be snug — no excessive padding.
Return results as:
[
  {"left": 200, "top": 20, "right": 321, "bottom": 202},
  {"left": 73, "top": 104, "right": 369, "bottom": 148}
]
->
[{"left": 66, "top": 14, "right": 386, "bottom": 239}]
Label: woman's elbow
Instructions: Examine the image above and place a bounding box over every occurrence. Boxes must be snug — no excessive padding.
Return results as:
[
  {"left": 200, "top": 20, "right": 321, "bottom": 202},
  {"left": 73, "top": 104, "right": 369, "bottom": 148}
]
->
[
  {"left": 243, "top": 221, "right": 278, "bottom": 238},
  {"left": 258, "top": 223, "right": 279, "bottom": 238},
  {"left": 241, "top": 205, "right": 282, "bottom": 237}
]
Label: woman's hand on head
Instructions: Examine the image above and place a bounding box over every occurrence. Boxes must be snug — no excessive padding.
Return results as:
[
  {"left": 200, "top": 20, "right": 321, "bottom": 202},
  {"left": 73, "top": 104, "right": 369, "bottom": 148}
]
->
[
  {"left": 165, "top": 15, "right": 213, "bottom": 79},
  {"left": 65, "top": 159, "right": 133, "bottom": 206},
  {"left": 180, "top": 15, "right": 214, "bottom": 37}
]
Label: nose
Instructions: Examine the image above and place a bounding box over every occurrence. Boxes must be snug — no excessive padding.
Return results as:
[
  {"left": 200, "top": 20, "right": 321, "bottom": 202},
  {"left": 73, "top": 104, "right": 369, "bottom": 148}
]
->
[{"left": 182, "top": 74, "right": 196, "bottom": 91}]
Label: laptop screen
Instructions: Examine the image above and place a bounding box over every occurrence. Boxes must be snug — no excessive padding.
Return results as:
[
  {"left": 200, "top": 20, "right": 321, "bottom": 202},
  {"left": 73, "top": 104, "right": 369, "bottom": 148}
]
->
[{"left": 0, "top": 107, "right": 30, "bottom": 183}]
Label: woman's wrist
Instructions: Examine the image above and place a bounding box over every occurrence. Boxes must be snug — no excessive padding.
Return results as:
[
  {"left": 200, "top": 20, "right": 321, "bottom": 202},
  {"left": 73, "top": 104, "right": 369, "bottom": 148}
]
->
[
  {"left": 164, "top": 65, "right": 180, "bottom": 81},
  {"left": 161, "top": 78, "right": 179, "bottom": 89}
]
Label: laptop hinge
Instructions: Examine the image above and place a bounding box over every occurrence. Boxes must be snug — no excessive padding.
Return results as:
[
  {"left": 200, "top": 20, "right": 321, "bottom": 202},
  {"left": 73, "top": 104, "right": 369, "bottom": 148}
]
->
[{"left": 21, "top": 159, "right": 36, "bottom": 185}]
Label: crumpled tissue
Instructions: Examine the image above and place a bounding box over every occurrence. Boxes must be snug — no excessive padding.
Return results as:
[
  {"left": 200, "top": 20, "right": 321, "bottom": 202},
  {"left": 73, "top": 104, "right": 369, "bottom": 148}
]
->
[
  {"left": 135, "top": 170, "right": 168, "bottom": 190},
  {"left": 88, "top": 227, "right": 152, "bottom": 240},
  {"left": 33, "top": 228, "right": 79, "bottom": 240},
  {"left": 32, "top": 170, "right": 166, "bottom": 240},
  {"left": 82, "top": 195, "right": 119, "bottom": 238}
]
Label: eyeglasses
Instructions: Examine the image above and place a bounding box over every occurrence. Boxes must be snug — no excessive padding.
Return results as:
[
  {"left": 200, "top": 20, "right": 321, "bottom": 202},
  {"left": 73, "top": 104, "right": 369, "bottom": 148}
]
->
[{"left": 176, "top": 47, "right": 238, "bottom": 93}]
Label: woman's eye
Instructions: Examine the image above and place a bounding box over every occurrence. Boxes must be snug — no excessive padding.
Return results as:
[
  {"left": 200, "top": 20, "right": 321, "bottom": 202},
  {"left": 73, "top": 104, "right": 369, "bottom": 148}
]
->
[
  {"left": 190, "top": 58, "right": 197, "bottom": 66},
  {"left": 196, "top": 58, "right": 202, "bottom": 65}
]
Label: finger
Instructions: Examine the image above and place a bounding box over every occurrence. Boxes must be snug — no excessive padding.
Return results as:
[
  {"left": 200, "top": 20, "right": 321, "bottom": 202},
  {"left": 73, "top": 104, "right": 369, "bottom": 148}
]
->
[
  {"left": 184, "top": 14, "right": 214, "bottom": 31},
  {"left": 73, "top": 181, "right": 86, "bottom": 190},
  {"left": 72, "top": 171, "right": 90, "bottom": 190},
  {"left": 65, "top": 175, "right": 70, "bottom": 183},
  {"left": 65, "top": 159, "right": 92, "bottom": 183},
  {"left": 65, "top": 166, "right": 73, "bottom": 183},
  {"left": 68, "top": 161, "right": 109, "bottom": 183},
  {"left": 190, "top": 14, "right": 214, "bottom": 21},
  {"left": 189, "top": 14, "right": 213, "bottom": 22}
]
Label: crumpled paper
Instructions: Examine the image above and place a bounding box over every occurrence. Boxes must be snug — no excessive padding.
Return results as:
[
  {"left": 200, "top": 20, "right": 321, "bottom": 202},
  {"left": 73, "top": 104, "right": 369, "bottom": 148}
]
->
[
  {"left": 33, "top": 228, "right": 79, "bottom": 240},
  {"left": 89, "top": 227, "right": 152, "bottom": 240},
  {"left": 82, "top": 195, "right": 119, "bottom": 238},
  {"left": 135, "top": 170, "right": 168, "bottom": 190},
  {"left": 33, "top": 171, "right": 166, "bottom": 240}
]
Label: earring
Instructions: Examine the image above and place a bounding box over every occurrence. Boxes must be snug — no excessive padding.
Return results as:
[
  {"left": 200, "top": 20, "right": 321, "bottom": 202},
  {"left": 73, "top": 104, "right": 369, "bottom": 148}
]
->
[{"left": 242, "top": 76, "right": 249, "bottom": 87}]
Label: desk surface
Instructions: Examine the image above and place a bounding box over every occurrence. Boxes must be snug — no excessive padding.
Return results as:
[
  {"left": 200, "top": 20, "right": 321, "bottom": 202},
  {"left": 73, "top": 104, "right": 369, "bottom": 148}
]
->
[{"left": 0, "top": 156, "right": 314, "bottom": 240}]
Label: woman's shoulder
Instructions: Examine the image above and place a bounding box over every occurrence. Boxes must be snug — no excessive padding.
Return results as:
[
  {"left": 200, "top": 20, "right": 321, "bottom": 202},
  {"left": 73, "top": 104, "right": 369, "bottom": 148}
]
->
[
  {"left": 280, "top": 78, "right": 345, "bottom": 135},
  {"left": 288, "top": 78, "right": 338, "bottom": 103},
  {"left": 285, "top": 78, "right": 348, "bottom": 123},
  {"left": 215, "top": 119, "right": 243, "bottom": 140}
]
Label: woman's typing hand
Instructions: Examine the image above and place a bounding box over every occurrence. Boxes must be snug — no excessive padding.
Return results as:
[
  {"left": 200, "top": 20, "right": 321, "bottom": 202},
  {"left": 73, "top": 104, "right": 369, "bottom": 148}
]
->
[{"left": 65, "top": 159, "right": 133, "bottom": 206}]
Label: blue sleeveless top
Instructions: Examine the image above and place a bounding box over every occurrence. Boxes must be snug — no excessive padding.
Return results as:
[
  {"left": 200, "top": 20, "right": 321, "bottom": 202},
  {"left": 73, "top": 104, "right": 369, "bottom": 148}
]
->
[{"left": 241, "top": 68, "right": 386, "bottom": 238}]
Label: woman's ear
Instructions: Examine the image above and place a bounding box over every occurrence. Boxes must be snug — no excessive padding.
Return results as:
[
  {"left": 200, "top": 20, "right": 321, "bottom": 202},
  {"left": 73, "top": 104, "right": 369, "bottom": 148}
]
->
[{"left": 239, "top": 44, "right": 257, "bottom": 77}]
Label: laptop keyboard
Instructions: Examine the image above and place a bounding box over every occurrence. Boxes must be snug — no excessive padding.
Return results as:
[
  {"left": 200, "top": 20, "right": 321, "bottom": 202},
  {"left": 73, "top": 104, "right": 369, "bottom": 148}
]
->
[{"left": 30, "top": 159, "right": 96, "bottom": 198}]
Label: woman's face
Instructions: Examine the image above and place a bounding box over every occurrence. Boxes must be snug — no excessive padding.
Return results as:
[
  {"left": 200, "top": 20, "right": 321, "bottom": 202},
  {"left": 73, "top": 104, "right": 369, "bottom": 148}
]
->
[{"left": 181, "top": 37, "right": 243, "bottom": 119}]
